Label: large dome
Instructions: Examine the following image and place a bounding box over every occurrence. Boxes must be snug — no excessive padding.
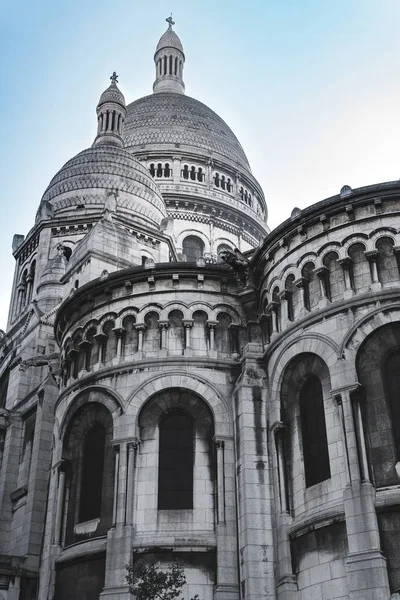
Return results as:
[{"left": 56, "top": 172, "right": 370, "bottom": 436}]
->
[
  {"left": 39, "top": 145, "right": 166, "bottom": 229},
  {"left": 123, "top": 92, "right": 251, "bottom": 171}
]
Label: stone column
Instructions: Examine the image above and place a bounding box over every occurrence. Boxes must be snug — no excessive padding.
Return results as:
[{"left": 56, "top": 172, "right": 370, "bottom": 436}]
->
[
  {"left": 135, "top": 324, "right": 145, "bottom": 357},
  {"left": 365, "top": 250, "right": 381, "bottom": 291},
  {"left": 159, "top": 321, "right": 169, "bottom": 356},
  {"left": 172, "top": 155, "right": 181, "bottom": 184},
  {"left": 338, "top": 257, "right": 354, "bottom": 299},
  {"left": 183, "top": 319, "right": 194, "bottom": 356},
  {"left": 113, "top": 327, "right": 124, "bottom": 362},
  {"left": 53, "top": 461, "right": 67, "bottom": 545},
  {"left": 277, "top": 289, "right": 291, "bottom": 329},
  {"left": 112, "top": 445, "right": 120, "bottom": 526},
  {"left": 266, "top": 301, "right": 279, "bottom": 338},
  {"left": 294, "top": 276, "right": 308, "bottom": 316},
  {"left": 207, "top": 320, "right": 217, "bottom": 358},
  {"left": 94, "top": 332, "right": 107, "bottom": 366},
  {"left": 333, "top": 386, "right": 390, "bottom": 600},
  {"left": 234, "top": 345, "right": 275, "bottom": 599},
  {"left": 214, "top": 436, "right": 240, "bottom": 600},
  {"left": 315, "top": 265, "right": 330, "bottom": 308},
  {"left": 214, "top": 438, "right": 226, "bottom": 524},
  {"left": 353, "top": 390, "right": 370, "bottom": 483},
  {"left": 271, "top": 422, "right": 297, "bottom": 600},
  {"left": 125, "top": 440, "right": 139, "bottom": 526}
]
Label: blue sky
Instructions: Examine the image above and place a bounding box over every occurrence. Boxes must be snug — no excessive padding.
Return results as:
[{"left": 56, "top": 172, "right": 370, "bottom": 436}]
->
[{"left": 1, "top": 0, "right": 400, "bottom": 328}]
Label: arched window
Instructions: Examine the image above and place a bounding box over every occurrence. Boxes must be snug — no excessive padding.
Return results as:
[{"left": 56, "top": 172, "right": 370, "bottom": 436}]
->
[
  {"left": 174, "top": 56, "right": 178, "bottom": 75},
  {"left": 80, "top": 424, "right": 106, "bottom": 522},
  {"left": 168, "top": 310, "right": 184, "bottom": 354},
  {"left": 143, "top": 312, "right": 160, "bottom": 354},
  {"left": 190, "top": 166, "right": 196, "bottom": 181},
  {"left": 323, "top": 251, "right": 345, "bottom": 302},
  {"left": 103, "top": 320, "right": 116, "bottom": 364},
  {"left": 164, "top": 163, "right": 171, "bottom": 177},
  {"left": 149, "top": 163, "right": 155, "bottom": 177},
  {"left": 384, "top": 350, "right": 400, "bottom": 460},
  {"left": 301, "top": 262, "right": 319, "bottom": 310},
  {"left": 217, "top": 243, "right": 232, "bottom": 262},
  {"left": 221, "top": 175, "right": 226, "bottom": 190},
  {"left": 285, "top": 274, "right": 296, "bottom": 322},
  {"left": 156, "top": 163, "right": 163, "bottom": 177},
  {"left": 163, "top": 55, "right": 167, "bottom": 75},
  {"left": 158, "top": 412, "right": 194, "bottom": 509},
  {"left": 182, "top": 165, "right": 189, "bottom": 179},
  {"left": 227, "top": 178, "right": 232, "bottom": 192},
  {"left": 299, "top": 377, "right": 330, "bottom": 487},
  {"left": 27, "top": 260, "right": 36, "bottom": 303},
  {"left": 214, "top": 173, "right": 220, "bottom": 188},
  {"left": 216, "top": 312, "right": 232, "bottom": 354},
  {"left": 348, "top": 243, "right": 370, "bottom": 293},
  {"left": 192, "top": 310, "right": 208, "bottom": 354},
  {"left": 182, "top": 236, "right": 204, "bottom": 262},
  {"left": 197, "top": 167, "right": 203, "bottom": 182},
  {"left": 376, "top": 237, "right": 399, "bottom": 286},
  {"left": 122, "top": 316, "right": 138, "bottom": 359},
  {"left": 169, "top": 55, "right": 173, "bottom": 74},
  {"left": 85, "top": 327, "right": 96, "bottom": 370}
]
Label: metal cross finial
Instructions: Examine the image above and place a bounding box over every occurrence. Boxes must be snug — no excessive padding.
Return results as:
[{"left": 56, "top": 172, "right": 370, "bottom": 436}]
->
[
  {"left": 166, "top": 14, "right": 175, "bottom": 29},
  {"left": 110, "top": 71, "right": 118, "bottom": 84}
]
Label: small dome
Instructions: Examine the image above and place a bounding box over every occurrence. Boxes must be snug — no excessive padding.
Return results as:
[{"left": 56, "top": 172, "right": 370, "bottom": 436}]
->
[
  {"left": 155, "top": 27, "right": 184, "bottom": 55},
  {"left": 98, "top": 82, "right": 125, "bottom": 108},
  {"left": 39, "top": 146, "right": 167, "bottom": 229}
]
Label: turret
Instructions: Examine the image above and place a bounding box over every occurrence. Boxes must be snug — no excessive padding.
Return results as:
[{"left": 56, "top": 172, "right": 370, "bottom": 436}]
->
[
  {"left": 93, "top": 72, "right": 126, "bottom": 147},
  {"left": 153, "top": 16, "right": 185, "bottom": 94}
]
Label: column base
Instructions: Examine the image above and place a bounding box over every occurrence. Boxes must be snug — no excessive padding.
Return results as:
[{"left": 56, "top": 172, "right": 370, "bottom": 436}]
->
[
  {"left": 214, "top": 583, "right": 240, "bottom": 599},
  {"left": 277, "top": 574, "right": 298, "bottom": 599},
  {"left": 345, "top": 550, "right": 390, "bottom": 600},
  {"left": 99, "top": 584, "right": 133, "bottom": 599}
]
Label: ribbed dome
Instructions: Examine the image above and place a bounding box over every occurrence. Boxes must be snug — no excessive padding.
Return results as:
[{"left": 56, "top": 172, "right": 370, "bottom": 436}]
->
[
  {"left": 124, "top": 93, "right": 251, "bottom": 171},
  {"left": 40, "top": 146, "right": 167, "bottom": 229},
  {"left": 156, "top": 28, "right": 184, "bottom": 55},
  {"left": 98, "top": 82, "right": 125, "bottom": 108}
]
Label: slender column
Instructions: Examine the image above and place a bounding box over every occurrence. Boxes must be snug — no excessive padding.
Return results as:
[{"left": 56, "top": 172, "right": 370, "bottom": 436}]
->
[
  {"left": 54, "top": 461, "right": 67, "bottom": 545},
  {"left": 26, "top": 274, "right": 33, "bottom": 303},
  {"left": 273, "top": 423, "right": 289, "bottom": 514},
  {"left": 93, "top": 333, "right": 107, "bottom": 364},
  {"left": 112, "top": 445, "right": 120, "bottom": 526},
  {"left": 315, "top": 266, "right": 329, "bottom": 299},
  {"left": 78, "top": 340, "right": 91, "bottom": 372},
  {"left": 214, "top": 438, "right": 226, "bottom": 524},
  {"left": 113, "top": 327, "right": 124, "bottom": 361},
  {"left": 333, "top": 388, "right": 360, "bottom": 483},
  {"left": 338, "top": 257, "right": 353, "bottom": 292},
  {"left": 207, "top": 321, "right": 217, "bottom": 351},
  {"left": 278, "top": 289, "right": 290, "bottom": 324},
  {"left": 125, "top": 440, "right": 139, "bottom": 525},
  {"left": 159, "top": 321, "right": 169, "bottom": 349},
  {"left": 294, "top": 277, "right": 307, "bottom": 311},
  {"left": 183, "top": 319, "right": 194, "bottom": 349},
  {"left": 267, "top": 301, "right": 279, "bottom": 334},
  {"left": 353, "top": 389, "right": 370, "bottom": 483},
  {"left": 365, "top": 250, "right": 379, "bottom": 284},
  {"left": 135, "top": 325, "right": 145, "bottom": 353}
]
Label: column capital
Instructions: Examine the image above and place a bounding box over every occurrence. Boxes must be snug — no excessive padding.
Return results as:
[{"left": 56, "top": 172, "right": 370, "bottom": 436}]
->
[
  {"left": 332, "top": 382, "right": 362, "bottom": 403},
  {"left": 270, "top": 420, "right": 285, "bottom": 435},
  {"left": 315, "top": 266, "right": 328, "bottom": 278},
  {"left": 364, "top": 249, "right": 378, "bottom": 260},
  {"left": 127, "top": 439, "right": 140, "bottom": 451},
  {"left": 113, "top": 443, "right": 120, "bottom": 454},
  {"left": 278, "top": 289, "right": 290, "bottom": 302},
  {"left": 207, "top": 320, "right": 218, "bottom": 329},
  {"left": 294, "top": 276, "right": 306, "bottom": 289},
  {"left": 338, "top": 257, "right": 352, "bottom": 268},
  {"left": 134, "top": 323, "right": 146, "bottom": 332},
  {"left": 266, "top": 301, "right": 279, "bottom": 313},
  {"left": 112, "top": 326, "right": 125, "bottom": 338},
  {"left": 93, "top": 332, "right": 107, "bottom": 341},
  {"left": 158, "top": 320, "right": 169, "bottom": 329},
  {"left": 183, "top": 319, "right": 194, "bottom": 328},
  {"left": 213, "top": 435, "right": 231, "bottom": 447}
]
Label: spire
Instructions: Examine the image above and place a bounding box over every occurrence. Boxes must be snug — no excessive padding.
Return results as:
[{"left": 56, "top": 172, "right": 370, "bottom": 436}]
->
[
  {"left": 93, "top": 73, "right": 127, "bottom": 148},
  {"left": 153, "top": 17, "right": 185, "bottom": 95}
]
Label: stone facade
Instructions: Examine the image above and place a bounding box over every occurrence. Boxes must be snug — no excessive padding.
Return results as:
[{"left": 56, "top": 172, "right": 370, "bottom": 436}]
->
[{"left": 0, "top": 18, "right": 400, "bottom": 600}]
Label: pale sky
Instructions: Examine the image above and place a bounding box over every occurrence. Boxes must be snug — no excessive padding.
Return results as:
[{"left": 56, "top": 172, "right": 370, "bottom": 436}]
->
[{"left": 1, "top": 0, "right": 400, "bottom": 329}]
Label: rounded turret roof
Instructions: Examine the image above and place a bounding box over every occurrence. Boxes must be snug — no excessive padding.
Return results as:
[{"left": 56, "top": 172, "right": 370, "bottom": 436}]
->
[
  {"left": 39, "top": 146, "right": 166, "bottom": 229},
  {"left": 155, "top": 27, "right": 184, "bottom": 55},
  {"left": 98, "top": 82, "right": 126, "bottom": 108},
  {"left": 123, "top": 92, "right": 251, "bottom": 171}
]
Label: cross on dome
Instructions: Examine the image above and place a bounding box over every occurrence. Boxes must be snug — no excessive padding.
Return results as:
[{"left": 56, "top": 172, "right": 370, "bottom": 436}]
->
[
  {"left": 110, "top": 72, "right": 118, "bottom": 84},
  {"left": 166, "top": 14, "right": 175, "bottom": 29}
]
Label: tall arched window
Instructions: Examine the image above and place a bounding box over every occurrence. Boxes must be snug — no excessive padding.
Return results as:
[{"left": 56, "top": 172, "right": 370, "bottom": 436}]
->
[
  {"left": 299, "top": 376, "right": 330, "bottom": 487},
  {"left": 285, "top": 274, "right": 296, "bottom": 321},
  {"left": 182, "top": 236, "right": 204, "bottom": 262},
  {"left": 301, "top": 262, "right": 319, "bottom": 310},
  {"left": 384, "top": 350, "right": 400, "bottom": 460},
  {"left": 158, "top": 412, "right": 194, "bottom": 509},
  {"left": 323, "top": 251, "right": 345, "bottom": 302},
  {"left": 80, "top": 424, "right": 106, "bottom": 522},
  {"left": 348, "top": 243, "right": 370, "bottom": 293},
  {"left": 376, "top": 237, "right": 399, "bottom": 286}
]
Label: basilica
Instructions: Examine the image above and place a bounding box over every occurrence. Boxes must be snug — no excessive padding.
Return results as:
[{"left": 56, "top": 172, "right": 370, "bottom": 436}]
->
[{"left": 0, "top": 18, "right": 400, "bottom": 600}]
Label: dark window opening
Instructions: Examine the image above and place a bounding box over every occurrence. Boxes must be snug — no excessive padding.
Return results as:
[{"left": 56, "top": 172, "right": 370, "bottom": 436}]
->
[
  {"left": 300, "top": 376, "right": 331, "bottom": 487},
  {"left": 385, "top": 350, "right": 400, "bottom": 460},
  {"left": 182, "top": 235, "right": 204, "bottom": 262},
  {"left": 169, "top": 55, "right": 173, "bottom": 74},
  {"left": 158, "top": 412, "right": 194, "bottom": 509},
  {"left": 214, "top": 173, "right": 220, "bottom": 188},
  {"left": 156, "top": 163, "right": 163, "bottom": 177},
  {"left": 190, "top": 166, "right": 196, "bottom": 181},
  {"left": 197, "top": 168, "right": 203, "bottom": 182},
  {"left": 164, "top": 163, "right": 171, "bottom": 177},
  {"left": 79, "top": 424, "right": 106, "bottom": 522},
  {"left": 182, "top": 165, "right": 189, "bottom": 179},
  {"left": 149, "top": 163, "right": 155, "bottom": 177}
]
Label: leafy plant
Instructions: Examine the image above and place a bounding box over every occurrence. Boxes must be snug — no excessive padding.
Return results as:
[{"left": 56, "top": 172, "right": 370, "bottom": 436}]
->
[{"left": 125, "top": 561, "right": 202, "bottom": 600}]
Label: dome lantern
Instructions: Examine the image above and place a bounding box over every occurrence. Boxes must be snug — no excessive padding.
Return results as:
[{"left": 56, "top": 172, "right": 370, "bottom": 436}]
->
[
  {"left": 93, "top": 72, "right": 127, "bottom": 148},
  {"left": 153, "top": 16, "right": 185, "bottom": 95}
]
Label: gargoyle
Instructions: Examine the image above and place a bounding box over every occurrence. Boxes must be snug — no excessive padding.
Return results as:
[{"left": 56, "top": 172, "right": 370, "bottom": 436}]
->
[
  {"left": 19, "top": 352, "right": 61, "bottom": 383},
  {"left": 218, "top": 247, "right": 251, "bottom": 286}
]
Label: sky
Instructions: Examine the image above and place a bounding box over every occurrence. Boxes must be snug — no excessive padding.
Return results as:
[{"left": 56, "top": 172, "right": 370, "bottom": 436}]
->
[{"left": 1, "top": 0, "right": 400, "bottom": 329}]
